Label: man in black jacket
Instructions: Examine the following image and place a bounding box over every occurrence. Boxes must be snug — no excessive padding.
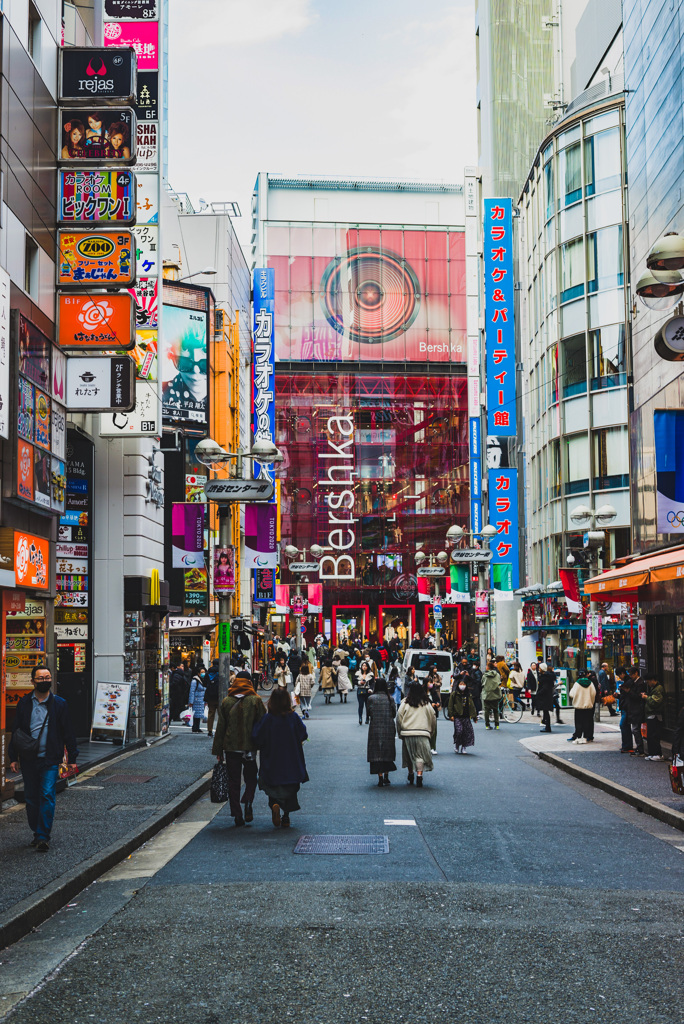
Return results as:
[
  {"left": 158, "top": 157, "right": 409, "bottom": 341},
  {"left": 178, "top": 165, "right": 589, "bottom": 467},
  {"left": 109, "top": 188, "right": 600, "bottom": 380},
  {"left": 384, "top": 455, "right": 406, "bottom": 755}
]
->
[
  {"left": 536, "top": 664, "right": 556, "bottom": 733},
  {"left": 624, "top": 667, "right": 646, "bottom": 756},
  {"left": 9, "top": 665, "right": 78, "bottom": 852}
]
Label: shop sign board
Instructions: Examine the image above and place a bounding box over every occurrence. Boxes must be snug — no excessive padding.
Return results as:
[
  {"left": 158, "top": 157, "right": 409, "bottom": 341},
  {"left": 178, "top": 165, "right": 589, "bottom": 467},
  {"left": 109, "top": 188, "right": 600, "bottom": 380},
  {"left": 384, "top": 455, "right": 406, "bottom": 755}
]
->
[
  {"left": 58, "top": 292, "right": 134, "bottom": 350},
  {"left": 0, "top": 267, "right": 9, "bottom": 439},
  {"left": 60, "top": 47, "right": 136, "bottom": 103},
  {"left": 14, "top": 531, "right": 49, "bottom": 590},
  {"left": 99, "top": 380, "right": 159, "bottom": 435},
  {"left": 59, "top": 108, "right": 136, "bottom": 164},
  {"left": 254, "top": 566, "right": 275, "bottom": 602},
  {"left": 105, "top": 0, "right": 158, "bottom": 19},
  {"left": 65, "top": 355, "right": 135, "bottom": 411},
  {"left": 133, "top": 225, "right": 158, "bottom": 276},
  {"left": 104, "top": 21, "right": 159, "bottom": 70},
  {"left": 91, "top": 681, "right": 131, "bottom": 737},
  {"left": 130, "top": 277, "right": 157, "bottom": 328},
  {"left": 218, "top": 621, "right": 230, "bottom": 654},
  {"left": 252, "top": 268, "right": 276, "bottom": 491},
  {"left": 58, "top": 170, "right": 135, "bottom": 224},
  {"left": 57, "top": 230, "right": 135, "bottom": 287},
  {"left": 133, "top": 71, "right": 158, "bottom": 120},
  {"left": 136, "top": 121, "right": 158, "bottom": 172},
  {"left": 203, "top": 479, "right": 274, "bottom": 502},
  {"left": 213, "top": 546, "right": 236, "bottom": 593},
  {"left": 484, "top": 198, "right": 516, "bottom": 436}
]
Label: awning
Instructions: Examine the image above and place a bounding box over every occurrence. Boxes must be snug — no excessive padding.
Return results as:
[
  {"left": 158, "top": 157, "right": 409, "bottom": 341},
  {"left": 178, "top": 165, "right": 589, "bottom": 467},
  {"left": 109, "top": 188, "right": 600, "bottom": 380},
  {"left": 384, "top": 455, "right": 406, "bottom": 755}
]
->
[
  {"left": 168, "top": 616, "right": 215, "bottom": 633},
  {"left": 585, "top": 545, "right": 684, "bottom": 602}
]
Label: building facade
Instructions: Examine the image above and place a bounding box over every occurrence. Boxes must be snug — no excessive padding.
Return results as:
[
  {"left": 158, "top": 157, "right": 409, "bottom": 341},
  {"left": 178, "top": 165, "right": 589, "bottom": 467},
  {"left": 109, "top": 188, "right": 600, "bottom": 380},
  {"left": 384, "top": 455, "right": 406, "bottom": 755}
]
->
[{"left": 253, "top": 175, "right": 471, "bottom": 645}]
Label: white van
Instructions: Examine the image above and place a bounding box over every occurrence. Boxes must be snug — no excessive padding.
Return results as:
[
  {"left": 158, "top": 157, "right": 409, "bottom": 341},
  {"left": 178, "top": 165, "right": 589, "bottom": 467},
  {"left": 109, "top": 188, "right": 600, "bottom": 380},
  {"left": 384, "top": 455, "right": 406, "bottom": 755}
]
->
[{"left": 401, "top": 649, "right": 454, "bottom": 694}]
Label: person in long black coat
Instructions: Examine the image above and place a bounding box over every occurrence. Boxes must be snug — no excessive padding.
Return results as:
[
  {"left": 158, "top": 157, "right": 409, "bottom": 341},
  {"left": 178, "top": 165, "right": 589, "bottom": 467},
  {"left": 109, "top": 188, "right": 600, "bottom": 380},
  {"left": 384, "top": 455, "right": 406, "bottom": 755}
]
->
[
  {"left": 169, "top": 662, "right": 189, "bottom": 721},
  {"left": 536, "top": 664, "right": 556, "bottom": 733},
  {"left": 252, "top": 687, "right": 308, "bottom": 828},
  {"left": 366, "top": 677, "right": 397, "bottom": 786}
]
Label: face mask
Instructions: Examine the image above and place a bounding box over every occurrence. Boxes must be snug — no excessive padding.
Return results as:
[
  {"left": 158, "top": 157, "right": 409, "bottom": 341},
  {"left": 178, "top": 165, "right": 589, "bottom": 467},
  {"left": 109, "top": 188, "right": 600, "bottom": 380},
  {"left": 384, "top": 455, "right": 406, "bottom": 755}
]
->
[
  {"left": 35, "top": 678, "right": 51, "bottom": 693},
  {"left": 458, "top": 684, "right": 466, "bottom": 692}
]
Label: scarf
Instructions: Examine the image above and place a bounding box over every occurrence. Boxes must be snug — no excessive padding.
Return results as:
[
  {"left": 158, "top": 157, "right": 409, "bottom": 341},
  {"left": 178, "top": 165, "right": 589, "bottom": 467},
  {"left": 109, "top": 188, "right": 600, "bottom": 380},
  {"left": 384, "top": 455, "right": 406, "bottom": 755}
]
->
[{"left": 228, "top": 678, "right": 255, "bottom": 697}]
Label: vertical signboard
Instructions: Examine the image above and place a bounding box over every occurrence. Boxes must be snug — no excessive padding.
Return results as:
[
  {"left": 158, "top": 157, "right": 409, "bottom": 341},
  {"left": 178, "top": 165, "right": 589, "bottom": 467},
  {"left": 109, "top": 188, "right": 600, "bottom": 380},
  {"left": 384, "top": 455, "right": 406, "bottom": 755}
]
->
[
  {"left": 0, "top": 267, "right": 9, "bottom": 439},
  {"left": 484, "top": 199, "right": 516, "bottom": 437},
  {"left": 488, "top": 468, "right": 519, "bottom": 592},
  {"left": 469, "top": 415, "right": 481, "bottom": 535},
  {"left": 252, "top": 268, "right": 275, "bottom": 488},
  {"left": 464, "top": 170, "right": 481, "bottom": 547}
]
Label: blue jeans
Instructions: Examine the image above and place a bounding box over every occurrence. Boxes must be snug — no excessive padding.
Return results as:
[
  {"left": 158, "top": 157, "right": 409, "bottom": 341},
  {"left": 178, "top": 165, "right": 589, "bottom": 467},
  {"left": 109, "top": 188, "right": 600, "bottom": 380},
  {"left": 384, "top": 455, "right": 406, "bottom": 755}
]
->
[
  {"left": 22, "top": 760, "right": 59, "bottom": 841},
  {"left": 619, "top": 710, "right": 633, "bottom": 750}
]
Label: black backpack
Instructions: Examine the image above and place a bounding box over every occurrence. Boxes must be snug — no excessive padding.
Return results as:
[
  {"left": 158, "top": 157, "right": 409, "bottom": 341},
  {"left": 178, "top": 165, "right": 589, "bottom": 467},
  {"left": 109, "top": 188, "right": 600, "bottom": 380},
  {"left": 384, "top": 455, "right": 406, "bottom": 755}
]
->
[{"left": 204, "top": 675, "right": 219, "bottom": 703}]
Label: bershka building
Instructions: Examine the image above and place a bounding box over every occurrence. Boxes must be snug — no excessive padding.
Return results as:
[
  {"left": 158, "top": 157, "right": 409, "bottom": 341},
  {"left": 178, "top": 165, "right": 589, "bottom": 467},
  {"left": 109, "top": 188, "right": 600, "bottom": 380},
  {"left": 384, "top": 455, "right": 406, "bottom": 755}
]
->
[{"left": 252, "top": 174, "right": 470, "bottom": 645}]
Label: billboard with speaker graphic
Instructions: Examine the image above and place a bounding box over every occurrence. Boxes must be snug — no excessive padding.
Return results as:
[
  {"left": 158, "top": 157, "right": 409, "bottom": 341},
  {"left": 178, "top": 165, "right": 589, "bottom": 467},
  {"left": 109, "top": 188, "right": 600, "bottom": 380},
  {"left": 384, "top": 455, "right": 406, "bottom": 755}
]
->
[{"left": 266, "top": 225, "right": 465, "bottom": 363}]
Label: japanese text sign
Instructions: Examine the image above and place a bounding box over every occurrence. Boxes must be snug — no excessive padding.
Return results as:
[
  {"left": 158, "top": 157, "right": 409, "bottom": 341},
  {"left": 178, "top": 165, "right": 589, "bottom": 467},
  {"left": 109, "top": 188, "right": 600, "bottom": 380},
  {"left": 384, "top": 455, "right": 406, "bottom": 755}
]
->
[
  {"left": 252, "top": 268, "right": 275, "bottom": 488},
  {"left": 104, "top": 21, "right": 158, "bottom": 70},
  {"left": 57, "top": 230, "right": 135, "bottom": 287},
  {"left": 14, "top": 531, "right": 49, "bottom": 590},
  {"left": 469, "top": 416, "right": 481, "bottom": 535},
  {"left": 488, "top": 468, "right": 519, "bottom": 590},
  {"left": 58, "top": 170, "right": 135, "bottom": 224},
  {"left": 484, "top": 198, "right": 516, "bottom": 437},
  {"left": 58, "top": 292, "right": 134, "bottom": 349}
]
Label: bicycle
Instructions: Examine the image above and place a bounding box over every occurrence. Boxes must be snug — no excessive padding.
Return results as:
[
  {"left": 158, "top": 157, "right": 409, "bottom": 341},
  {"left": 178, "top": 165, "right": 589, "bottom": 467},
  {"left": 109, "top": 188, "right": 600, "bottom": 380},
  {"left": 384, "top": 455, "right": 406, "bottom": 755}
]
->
[
  {"left": 499, "top": 693, "right": 524, "bottom": 723},
  {"left": 252, "top": 670, "right": 273, "bottom": 692}
]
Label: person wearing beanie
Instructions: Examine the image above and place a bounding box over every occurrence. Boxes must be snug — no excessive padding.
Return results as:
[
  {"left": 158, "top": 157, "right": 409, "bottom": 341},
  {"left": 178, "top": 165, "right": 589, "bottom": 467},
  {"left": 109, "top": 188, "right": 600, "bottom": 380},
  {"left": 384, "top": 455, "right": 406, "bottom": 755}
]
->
[
  {"left": 212, "top": 671, "right": 266, "bottom": 826},
  {"left": 568, "top": 671, "right": 597, "bottom": 744}
]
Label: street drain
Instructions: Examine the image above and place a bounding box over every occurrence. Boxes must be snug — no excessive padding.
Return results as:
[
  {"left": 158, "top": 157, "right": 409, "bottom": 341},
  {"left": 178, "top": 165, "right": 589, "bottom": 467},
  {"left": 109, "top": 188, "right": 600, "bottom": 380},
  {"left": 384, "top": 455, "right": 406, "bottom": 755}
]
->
[
  {"left": 294, "top": 835, "right": 389, "bottom": 855},
  {"left": 101, "top": 774, "right": 156, "bottom": 784}
]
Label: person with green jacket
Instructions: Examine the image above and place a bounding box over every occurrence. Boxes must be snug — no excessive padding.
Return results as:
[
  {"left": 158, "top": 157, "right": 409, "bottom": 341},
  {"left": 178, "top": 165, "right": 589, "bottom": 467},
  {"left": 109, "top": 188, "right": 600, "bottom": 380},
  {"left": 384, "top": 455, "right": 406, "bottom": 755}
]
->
[
  {"left": 643, "top": 674, "right": 665, "bottom": 760},
  {"left": 212, "top": 671, "right": 266, "bottom": 826},
  {"left": 448, "top": 678, "right": 477, "bottom": 753},
  {"left": 481, "top": 660, "right": 502, "bottom": 730}
]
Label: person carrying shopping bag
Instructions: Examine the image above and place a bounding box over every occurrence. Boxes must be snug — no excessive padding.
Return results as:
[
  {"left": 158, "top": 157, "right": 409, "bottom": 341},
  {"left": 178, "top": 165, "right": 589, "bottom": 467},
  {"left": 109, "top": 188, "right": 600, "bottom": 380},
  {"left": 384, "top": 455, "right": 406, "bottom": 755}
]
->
[{"left": 295, "top": 660, "right": 314, "bottom": 719}]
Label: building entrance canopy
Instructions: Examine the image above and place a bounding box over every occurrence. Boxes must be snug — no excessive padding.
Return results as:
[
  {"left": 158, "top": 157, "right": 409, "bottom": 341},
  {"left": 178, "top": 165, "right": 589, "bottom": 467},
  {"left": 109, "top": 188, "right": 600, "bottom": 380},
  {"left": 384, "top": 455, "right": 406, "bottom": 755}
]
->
[{"left": 585, "top": 545, "right": 684, "bottom": 602}]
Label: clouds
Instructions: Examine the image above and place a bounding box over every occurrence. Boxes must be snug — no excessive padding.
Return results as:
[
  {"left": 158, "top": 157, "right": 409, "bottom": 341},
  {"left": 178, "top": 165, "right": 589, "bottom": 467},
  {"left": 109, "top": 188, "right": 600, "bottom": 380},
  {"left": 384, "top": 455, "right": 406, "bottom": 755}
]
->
[{"left": 168, "top": 0, "right": 477, "bottom": 246}]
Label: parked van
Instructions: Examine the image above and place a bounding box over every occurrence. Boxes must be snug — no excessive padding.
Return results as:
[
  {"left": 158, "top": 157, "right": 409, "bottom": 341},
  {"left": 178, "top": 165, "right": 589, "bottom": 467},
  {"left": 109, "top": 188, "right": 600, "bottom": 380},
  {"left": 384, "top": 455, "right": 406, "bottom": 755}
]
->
[{"left": 400, "top": 649, "right": 454, "bottom": 694}]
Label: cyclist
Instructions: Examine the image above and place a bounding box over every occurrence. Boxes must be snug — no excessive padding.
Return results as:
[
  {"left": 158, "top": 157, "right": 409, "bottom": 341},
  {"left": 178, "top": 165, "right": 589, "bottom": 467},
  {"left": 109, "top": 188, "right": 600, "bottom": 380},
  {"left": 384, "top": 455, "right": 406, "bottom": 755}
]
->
[{"left": 508, "top": 660, "right": 525, "bottom": 710}]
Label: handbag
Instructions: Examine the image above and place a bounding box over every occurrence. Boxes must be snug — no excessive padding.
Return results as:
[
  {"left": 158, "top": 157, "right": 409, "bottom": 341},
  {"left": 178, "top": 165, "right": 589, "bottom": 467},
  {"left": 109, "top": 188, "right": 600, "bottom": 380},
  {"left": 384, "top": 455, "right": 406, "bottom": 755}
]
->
[
  {"left": 12, "top": 712, "right": 49, "bottom": 758},
  {"left": 640, "top": 722, "right": 648, "bottom": 739},
  {"left": 210, "top": 761, "right": 229, "bottom": 803},
  {"left": 669, "top": 758, "right": 684, "bottom": 796}
]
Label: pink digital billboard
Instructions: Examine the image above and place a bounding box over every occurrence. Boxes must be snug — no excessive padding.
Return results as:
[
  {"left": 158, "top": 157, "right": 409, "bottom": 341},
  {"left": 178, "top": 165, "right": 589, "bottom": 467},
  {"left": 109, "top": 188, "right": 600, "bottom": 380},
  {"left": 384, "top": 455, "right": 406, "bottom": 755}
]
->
[{"left": 267, "top": 226, "right": 465, "bottom": 363}]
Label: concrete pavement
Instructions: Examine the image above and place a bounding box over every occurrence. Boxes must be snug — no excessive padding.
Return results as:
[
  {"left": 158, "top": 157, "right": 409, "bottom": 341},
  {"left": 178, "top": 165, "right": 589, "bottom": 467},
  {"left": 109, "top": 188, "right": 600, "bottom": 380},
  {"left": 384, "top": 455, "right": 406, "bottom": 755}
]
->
[{"left": 2, "top": 693, "right": 684, "bottom": 1023}]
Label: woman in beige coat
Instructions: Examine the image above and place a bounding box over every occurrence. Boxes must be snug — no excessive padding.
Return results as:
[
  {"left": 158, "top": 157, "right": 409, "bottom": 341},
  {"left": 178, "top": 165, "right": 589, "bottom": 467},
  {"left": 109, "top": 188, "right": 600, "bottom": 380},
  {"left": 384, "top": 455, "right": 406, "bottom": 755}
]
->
[{"left": 397, "top": 681, "right": 437, "bottom": 787}]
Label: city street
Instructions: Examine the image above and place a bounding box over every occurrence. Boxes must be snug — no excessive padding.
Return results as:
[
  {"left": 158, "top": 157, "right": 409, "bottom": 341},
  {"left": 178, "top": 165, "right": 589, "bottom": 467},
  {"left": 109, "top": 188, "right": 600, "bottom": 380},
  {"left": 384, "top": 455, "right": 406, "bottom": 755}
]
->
[{"left": 2, "top": 697, "right": 683, "bottom": 1024}]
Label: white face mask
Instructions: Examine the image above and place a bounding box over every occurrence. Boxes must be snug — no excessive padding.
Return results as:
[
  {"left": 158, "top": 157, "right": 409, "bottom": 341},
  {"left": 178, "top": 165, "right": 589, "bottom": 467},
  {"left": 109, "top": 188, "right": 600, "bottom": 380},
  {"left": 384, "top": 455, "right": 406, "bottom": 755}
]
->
[{"left": 458, "top": 684, "right": 466, "bottom": 691}]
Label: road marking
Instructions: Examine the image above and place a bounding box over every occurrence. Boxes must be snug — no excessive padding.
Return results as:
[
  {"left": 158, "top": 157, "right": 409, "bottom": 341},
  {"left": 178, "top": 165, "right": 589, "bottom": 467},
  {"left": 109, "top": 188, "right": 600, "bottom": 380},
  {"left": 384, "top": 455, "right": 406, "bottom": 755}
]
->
[{"left": 384, "top": 819, "right": 417, "bottom": 826}]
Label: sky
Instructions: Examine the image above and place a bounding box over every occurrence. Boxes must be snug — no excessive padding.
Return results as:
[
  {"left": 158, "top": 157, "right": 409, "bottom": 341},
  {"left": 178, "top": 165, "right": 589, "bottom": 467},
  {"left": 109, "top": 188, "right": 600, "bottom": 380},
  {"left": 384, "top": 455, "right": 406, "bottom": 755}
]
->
[{"left": 168, "top": 0, "right": 477, "bottom": 249}]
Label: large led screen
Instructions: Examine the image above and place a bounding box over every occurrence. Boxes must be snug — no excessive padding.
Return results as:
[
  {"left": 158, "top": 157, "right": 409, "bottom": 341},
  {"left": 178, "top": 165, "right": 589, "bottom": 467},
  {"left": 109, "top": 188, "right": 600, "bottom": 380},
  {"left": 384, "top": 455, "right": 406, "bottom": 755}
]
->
[
  {"left": 267, "top": 226, "right": 466, "bottom": 363},
  {"left": 161, "top": 304, "right": 208, "bottom": 428}
]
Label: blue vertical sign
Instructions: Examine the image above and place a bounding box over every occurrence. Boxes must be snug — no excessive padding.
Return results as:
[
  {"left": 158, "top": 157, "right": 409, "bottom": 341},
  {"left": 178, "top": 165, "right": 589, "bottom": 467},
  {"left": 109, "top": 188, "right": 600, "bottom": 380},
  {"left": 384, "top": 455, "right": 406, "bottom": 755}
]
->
[
  {"left": 488, "top": 467, "right": 519, "bottom": 589},
  {"left": 469, "top": 416, "right": 481, "bottom": 534},
  {"left": 252, "top": 268, "right": 276, "bottom": 486},
  {"left": 484, "top": 198, "right": 516, "bottom": 437}
]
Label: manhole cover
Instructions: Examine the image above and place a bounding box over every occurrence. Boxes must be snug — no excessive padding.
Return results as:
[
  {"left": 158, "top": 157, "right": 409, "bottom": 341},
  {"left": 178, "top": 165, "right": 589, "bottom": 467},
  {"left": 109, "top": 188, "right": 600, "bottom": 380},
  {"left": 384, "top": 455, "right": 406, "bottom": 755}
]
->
[
  {"left": 102, "top": 774, "right": 156, "bottom": 784},
  {"left": 294, "top": 835, "right": 389, "bottom": 855}
]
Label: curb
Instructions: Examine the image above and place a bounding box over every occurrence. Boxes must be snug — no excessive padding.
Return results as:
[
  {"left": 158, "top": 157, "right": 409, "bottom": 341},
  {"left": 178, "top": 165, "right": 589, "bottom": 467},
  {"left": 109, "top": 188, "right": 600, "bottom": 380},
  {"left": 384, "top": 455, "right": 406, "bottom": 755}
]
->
[
  {"left": 0, "top": 772, "right": 211, "bottom": 951},
  {"left": 537, "top": 751, "right": 684, "bottom": 833},
  {"left": 9, "top": 737, "right": 150, "bottom": 804}
]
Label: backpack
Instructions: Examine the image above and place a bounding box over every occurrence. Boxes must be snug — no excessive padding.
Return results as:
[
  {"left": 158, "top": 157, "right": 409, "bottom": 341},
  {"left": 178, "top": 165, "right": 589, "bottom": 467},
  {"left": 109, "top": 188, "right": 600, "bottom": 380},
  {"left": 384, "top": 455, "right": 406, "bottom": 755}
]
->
[
  {"left": 379, "top": 648, "right": 389, "bottom": 663},
  {"left": 204, "top": 676, "right": 219, "bottom": 703}
]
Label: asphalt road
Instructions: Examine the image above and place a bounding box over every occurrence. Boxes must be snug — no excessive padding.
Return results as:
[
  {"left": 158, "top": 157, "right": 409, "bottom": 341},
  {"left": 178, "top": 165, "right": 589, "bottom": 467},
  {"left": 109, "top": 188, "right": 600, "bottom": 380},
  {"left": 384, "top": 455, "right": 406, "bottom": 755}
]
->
[{"left": 3, "top": 695, "right": 684, "bottom": 1023}]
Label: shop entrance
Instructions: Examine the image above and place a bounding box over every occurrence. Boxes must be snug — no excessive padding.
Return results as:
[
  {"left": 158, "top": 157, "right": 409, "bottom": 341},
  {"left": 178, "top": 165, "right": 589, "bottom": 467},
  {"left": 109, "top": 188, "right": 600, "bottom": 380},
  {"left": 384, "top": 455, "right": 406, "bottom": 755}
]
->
[
  {"left": 331, "top": 605, "right": 369, "bottom": 646},
  {"left": 378, "top": 604, "right": 414, "bottom": 647}
]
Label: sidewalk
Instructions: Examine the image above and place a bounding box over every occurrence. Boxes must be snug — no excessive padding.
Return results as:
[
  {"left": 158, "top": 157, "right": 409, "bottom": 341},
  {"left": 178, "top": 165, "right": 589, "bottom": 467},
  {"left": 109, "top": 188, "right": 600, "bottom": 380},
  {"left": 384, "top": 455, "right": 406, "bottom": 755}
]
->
[{"left": 0, "top": 727, "right": 213, "bottom": 937}]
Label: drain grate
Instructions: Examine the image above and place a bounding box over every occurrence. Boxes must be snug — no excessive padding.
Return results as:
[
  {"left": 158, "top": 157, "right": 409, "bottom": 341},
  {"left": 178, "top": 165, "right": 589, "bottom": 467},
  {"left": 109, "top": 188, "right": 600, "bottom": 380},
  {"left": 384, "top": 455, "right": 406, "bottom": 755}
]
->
[
  {"left": 294, "top": 834, "right": 389, "bottom": 855},
  {"left": 101, "top": 774, "right": 156, "bottom": 784}
]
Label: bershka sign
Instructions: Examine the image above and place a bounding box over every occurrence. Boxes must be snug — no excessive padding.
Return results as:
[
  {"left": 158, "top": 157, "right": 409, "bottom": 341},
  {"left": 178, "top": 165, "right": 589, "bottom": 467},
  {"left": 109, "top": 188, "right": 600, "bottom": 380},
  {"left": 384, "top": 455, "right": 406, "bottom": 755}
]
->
[
  {"left": 60, "top": 48, "right": 136, "bottom": 103},
  {"left": 318, "top": 415, "right": 356, "bottom": 580}
]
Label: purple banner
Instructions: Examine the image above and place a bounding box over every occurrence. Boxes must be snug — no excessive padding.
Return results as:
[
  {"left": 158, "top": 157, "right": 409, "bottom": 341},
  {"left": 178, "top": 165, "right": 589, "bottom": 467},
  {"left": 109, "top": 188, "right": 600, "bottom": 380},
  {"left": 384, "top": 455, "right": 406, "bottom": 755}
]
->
[
  {"left": 244, "top": 504, "right": 277, "bottom": 569},
  {"left": 171, "top": 502, "right": 204, "bottom": 568}
]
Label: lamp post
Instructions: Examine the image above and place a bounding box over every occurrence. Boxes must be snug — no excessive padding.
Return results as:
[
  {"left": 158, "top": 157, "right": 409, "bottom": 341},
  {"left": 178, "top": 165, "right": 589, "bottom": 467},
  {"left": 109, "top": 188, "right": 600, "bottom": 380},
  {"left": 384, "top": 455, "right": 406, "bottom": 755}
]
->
[
  {"left": 569, "top": 503, "right": 617, "bottom": 670},
  {"left": 195, "top": 437, "right": 284, "bottom": 702},
  {"left": 284, "top": 545, "right": 324, "bottom": 652},
  {"left": 446, "top": 523, "right": 497, "bottom": 664}
]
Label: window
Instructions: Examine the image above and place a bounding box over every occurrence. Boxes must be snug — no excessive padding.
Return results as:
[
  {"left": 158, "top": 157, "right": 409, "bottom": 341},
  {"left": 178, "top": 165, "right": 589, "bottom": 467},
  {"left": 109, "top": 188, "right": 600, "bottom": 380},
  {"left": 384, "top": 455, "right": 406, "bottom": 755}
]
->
[
  {"left": 559, "top": 143, "right": 582, "bottom": 207},
  {"left": 584, "top": 127, "right": 622, "bottom": 197},
  {"left": 24, "top": 235, "right": 39, "bottom": 298},
  {"left": 590, "top": 324, "right": 626, "bottom": 389},
  {"left": 28, "top": 2, "right": 41, "bottom": 64},
  {"left": 562, "top": 334, "right": 586, "bottom": 396},
  {"left": 560, "top": 237, "right": 585, "bottom": 303},
  {"left": 587, "top": 225, "right": 623, "bottom": 293},
  {"left": 593, "top": 426, "right": 629, "bottom": 489},
  {"left": 550, "top": 344, "right": 559, "bottom": 403},
  {"left": 550, "top": 438, "right": 561, "bottom": 498},
  {"left": 545, "top": 251, "right": 556, "bottom": 313},
  {"left": 565, "top": 433, "right": 589, "bottom": 494},
  {"left": 544, "top": 160, "right": 554, "bottom": 221}
]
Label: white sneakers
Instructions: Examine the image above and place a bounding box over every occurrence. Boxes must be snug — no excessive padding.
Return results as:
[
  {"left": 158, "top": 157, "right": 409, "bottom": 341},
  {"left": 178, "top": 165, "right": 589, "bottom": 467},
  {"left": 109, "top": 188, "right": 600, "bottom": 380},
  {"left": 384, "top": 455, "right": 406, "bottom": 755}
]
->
[
  {"left": 645, "top": 754, "right": 665, "bottom": 761},
  {"left": 572, "top": 737, "right": 587, "bottom": 744}
]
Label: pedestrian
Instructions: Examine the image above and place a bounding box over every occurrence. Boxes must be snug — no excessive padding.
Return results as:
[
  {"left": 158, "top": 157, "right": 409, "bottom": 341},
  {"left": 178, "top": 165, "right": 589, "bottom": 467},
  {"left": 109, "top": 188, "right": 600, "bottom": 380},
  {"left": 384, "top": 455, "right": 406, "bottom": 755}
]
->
[
  {"left": 625, "top": 667, "right": 646, "bottom": 756},
  {"left": 427, "top": 675, "right": 441, "bottom": 753},
  {"left": 615, "top": 667, "right": 634, "bottom": 752},
  {"left": 188, "top": 666, "right": 207, "bottom": 733},
  {"left": 356, "top": 661, "right": 374, "bottom": 723},
  {"left": 403, "top": 663, "right": 417, "bottom": 697},
  {"left": 287, "top": 645, "right": 303, "bottom": 680},
  {"left": 568, "top": 670, "right": 597, "bottom": 744},
  {"left": 9, "top": 665, "right": 78, "bottom": 852},
  {"left": 448, "top": 674, "right": 477, "bottom": 753},
  {"left": 204, "top": 661, "right": 220, "bottom": 738},
  {"left": 536, "top": 663, "right": 556, "bottom": 733},
  {"left": 318, "top": 657, "right": 336, "bottom": 704},
  {"left": 642, "top": 674, "right": 665, "bottom": 760},
  {"left": 495, "top": 654, "right": 510, "bottom": 692},
  {"left": 467, "top": 660, "right": 482, "bottom": 718},
  {"left": 397, "top": 681, "right": 436, "bottom": 787},
  {"left": 599, "top": 662, "right": 618, "bottom": 716},
  {"left": 168, "top": 661, "right": 188, "bottom": 721},
  {"left": 335, "top": 656, "right": 352, "bottom": 703},
  {"left": 367, "top": 676, "right": 397, "bottom": 786},
  {"left": 294, "top": 660, "right": 314, "bottom": 718},
  {"left": 508, "top": 660, "right": 525, "bottom": 708},
  {"left": 274, "top": 652, "right": 292, "bottom": 691},
  {"left": 481, "top": 659, "right": 502, "bottom": 730},
  {"left": 252, "top": 686, "right": 308, "bottom": 829},
  {"left": 212, "top": 671, "right": 266, "bottom": 826},
  {"left": 526, "top": 662, "right": 540, "bottom": 716},
  {"left": 388, "top": 665, "right": 402, "bottom": 707}
]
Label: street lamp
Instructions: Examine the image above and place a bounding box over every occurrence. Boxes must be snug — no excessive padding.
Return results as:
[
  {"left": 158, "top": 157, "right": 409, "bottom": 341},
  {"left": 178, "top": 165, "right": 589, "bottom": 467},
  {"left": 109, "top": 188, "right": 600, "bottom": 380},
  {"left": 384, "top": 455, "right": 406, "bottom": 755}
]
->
[
  {"left": 569, "top": 503, "right": 617, "bottom": 669},
  {"left": 179, "top": 267, "right": 218, "bottom": 281},
  {"left": 284, "top": 545, "right": 323, "bottom": 652},
  {"left": 195, "top": 436, "right": 284, "bottom": 702},
  {"left": 446, "top": 523, "right": 497, "bottom": 662}
]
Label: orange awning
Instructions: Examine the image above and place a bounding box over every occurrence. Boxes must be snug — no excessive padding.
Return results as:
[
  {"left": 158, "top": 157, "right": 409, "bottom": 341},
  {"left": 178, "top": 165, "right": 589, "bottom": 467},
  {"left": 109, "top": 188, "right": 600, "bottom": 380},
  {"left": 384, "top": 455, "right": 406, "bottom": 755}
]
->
[{"left": 585, "top": 545, "right": 684, "bottom": 601}]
